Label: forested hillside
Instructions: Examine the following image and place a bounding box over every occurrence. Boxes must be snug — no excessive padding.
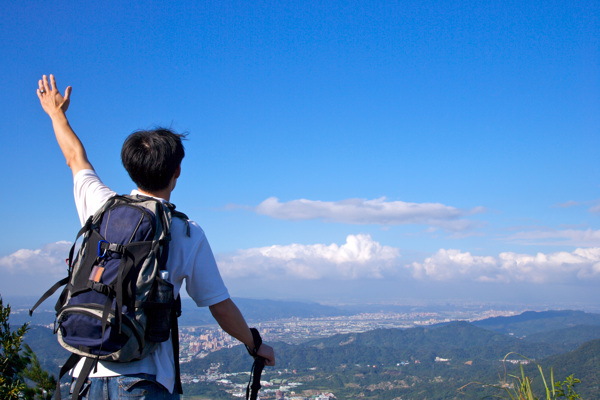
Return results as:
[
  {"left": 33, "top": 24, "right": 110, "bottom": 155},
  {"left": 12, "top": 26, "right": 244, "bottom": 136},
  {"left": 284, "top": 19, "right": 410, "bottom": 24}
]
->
[{"left": 21, "top": 308, "right": 600, "bottom": 399}]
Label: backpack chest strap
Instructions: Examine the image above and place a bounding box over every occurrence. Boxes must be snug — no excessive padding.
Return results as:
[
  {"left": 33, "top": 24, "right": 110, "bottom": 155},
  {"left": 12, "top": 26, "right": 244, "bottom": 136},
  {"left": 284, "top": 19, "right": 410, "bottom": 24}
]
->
[{"left": 98, "top": 241, "right": 126, "bottom": 258}]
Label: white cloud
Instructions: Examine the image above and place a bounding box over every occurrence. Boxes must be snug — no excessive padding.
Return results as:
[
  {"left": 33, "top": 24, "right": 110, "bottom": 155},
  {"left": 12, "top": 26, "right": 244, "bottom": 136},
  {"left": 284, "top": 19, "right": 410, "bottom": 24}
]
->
[
  {"left": 410, "top": 249, "right": 499, "bottom": 282},
  {"left": 507, "top": 228, "right": 600, "bottom": 247},
  {"left": 498, "top": 248, "right": 600, "bottom": 283},
  {"left": 254, "top": 197, "right": 483, "bottom": 231},
  {"left": 409, "top": 247, "right": 600, "bottom": 284},
  {"left": 0, "top": 241, "right": 72, "bottom": 276},
  {"left": 553, "top": 200, "right": 580, "bottom": 208},
  {"left": 217, "top": 234, "right": 401, "bottom": 280},
  {"left": 551, "top": 200, "right": 600, "bottom": 214}
]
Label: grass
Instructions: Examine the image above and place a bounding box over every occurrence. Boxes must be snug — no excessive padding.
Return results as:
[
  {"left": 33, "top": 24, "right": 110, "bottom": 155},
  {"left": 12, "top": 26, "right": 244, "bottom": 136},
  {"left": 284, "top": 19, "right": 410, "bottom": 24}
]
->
[{"left": 458, "top": 352, "right": 581, "bottom": 399}]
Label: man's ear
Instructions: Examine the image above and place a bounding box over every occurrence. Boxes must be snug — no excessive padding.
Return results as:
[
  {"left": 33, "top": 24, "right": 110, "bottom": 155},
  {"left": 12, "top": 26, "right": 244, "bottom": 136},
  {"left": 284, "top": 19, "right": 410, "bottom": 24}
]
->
[{"left": 169, "top": 165, "right": 182, "bottom": 192}]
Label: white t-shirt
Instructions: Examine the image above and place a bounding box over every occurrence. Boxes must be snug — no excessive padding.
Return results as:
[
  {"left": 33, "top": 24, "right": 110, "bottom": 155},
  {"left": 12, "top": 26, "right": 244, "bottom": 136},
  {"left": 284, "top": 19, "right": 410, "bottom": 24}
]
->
[{"left": 71, "top": 169, "right": 230, "bottom": 392}]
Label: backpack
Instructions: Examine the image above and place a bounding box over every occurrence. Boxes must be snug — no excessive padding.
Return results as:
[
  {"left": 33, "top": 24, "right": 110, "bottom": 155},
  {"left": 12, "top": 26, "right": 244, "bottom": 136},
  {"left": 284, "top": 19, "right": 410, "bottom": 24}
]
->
[{"left": 30, "top": 194, "right": 189, "bottom": 399}]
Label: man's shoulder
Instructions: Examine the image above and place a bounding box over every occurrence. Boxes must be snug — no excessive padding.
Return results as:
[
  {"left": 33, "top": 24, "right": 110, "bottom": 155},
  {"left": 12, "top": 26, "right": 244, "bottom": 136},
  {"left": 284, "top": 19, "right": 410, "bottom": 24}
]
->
[{"left": 170, "top": 217, "right": 206, "bottom": 241}]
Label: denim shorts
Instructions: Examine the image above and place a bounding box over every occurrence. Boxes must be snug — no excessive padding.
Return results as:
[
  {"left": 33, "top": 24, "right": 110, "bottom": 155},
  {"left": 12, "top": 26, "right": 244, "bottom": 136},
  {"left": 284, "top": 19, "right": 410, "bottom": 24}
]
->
[{"left": 72, "top": 373, "right": 180, "bottom": 400}]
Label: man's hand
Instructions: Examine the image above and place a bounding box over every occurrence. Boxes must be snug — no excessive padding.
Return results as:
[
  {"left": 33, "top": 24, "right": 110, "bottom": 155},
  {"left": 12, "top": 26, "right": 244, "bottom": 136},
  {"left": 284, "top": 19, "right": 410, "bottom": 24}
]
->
[
  {"left": 257, "top": 343, "right": 276, "bottom": 367},
  {"left": 36, "top": 74, "right": 93, "bottom": 175},
  {"left": 37, "top": 74, "right": 72, "bottom": 118}
]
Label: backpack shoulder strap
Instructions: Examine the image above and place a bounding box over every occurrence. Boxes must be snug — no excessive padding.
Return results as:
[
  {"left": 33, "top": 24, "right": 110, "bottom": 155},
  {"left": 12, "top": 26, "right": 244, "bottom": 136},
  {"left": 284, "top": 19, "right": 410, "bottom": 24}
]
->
[
  {"left": 171, "top": 211, "right": 190, "bottom": 237},
  {"left": 162, "top": 201, "right": 190, "bottom": 238},
  {"left": 172, "top": 295, "right": 183, "bottom": 394}
]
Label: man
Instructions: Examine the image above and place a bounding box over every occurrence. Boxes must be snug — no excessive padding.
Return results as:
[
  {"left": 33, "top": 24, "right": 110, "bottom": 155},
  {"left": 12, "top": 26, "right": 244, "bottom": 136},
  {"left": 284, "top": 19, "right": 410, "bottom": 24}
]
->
[{"left": 37, "top": 74, "right": 275, "bottom": 399}]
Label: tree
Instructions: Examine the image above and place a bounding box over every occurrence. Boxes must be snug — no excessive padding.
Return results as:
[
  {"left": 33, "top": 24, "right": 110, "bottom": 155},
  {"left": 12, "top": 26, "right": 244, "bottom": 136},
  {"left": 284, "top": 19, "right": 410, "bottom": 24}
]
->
[{"left": 0, "top": 297, "right": 56, "bottom": 399}]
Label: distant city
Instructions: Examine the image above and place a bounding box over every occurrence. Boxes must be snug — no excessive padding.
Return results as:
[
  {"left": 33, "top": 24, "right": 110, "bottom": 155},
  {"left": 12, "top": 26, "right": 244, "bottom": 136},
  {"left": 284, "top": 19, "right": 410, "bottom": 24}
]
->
[{"left": 178, "top": 307, "right": 521, "bottom": 360}]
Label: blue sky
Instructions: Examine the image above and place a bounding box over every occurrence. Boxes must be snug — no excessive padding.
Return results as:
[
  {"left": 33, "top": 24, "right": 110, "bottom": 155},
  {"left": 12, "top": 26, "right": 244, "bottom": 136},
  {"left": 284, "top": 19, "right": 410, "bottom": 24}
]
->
[{"left": 1, "top": 1, "right": 599, "bottom": 308}]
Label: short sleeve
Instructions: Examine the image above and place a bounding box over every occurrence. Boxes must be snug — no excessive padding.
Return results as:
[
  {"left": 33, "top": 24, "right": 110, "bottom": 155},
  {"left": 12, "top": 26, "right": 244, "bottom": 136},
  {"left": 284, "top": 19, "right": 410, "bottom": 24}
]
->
[
  {"left": 73, "top": 169, "right": 117, "bottom": 226},
  {"left": 167, "top": 219, "right": 230, "bottom": 307}
]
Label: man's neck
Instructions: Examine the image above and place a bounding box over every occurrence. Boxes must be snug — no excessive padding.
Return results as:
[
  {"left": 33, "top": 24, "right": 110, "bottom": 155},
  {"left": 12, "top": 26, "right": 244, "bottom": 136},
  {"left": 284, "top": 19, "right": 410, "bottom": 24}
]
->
[
  {"left": 138, "top": 188, "right": 171, "bottom": 202},
  {"left": 137, "top": 173, "right": 178, "bottom": 202}
]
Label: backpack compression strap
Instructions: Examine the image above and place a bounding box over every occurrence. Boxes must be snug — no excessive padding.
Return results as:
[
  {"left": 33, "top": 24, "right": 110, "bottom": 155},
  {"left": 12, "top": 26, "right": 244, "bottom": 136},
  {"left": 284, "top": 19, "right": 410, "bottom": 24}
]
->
[
  {"left": 29, "top": 217, "right": 93, "bottom": 316},
  {"left": 52, "top": 353, "right": 95, "bottom": 400},
  {"left": 172, "top": 296, "right": 183, "bottom": 394},
  {"left": 52, "top": 353, "right": 81, "bottom": 400},
  {"left": 70, "top": 357, "right": 96, "bottom": 400},
  {"left": 29, "top": 277, "right": 69, "bottom": 316}
]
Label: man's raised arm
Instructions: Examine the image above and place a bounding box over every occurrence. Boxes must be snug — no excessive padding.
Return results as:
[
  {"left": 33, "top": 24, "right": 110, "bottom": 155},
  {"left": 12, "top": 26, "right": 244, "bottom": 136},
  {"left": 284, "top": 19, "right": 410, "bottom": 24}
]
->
[{"left": 37, "top": 74, "right": 93, "bottom": 176}]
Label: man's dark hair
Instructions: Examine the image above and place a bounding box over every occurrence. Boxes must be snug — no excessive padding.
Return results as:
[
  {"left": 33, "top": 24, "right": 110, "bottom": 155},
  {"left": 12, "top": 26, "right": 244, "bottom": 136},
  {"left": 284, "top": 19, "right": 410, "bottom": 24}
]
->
[{"left": 121, "top": 128, "right": 186, "bottom": 192}]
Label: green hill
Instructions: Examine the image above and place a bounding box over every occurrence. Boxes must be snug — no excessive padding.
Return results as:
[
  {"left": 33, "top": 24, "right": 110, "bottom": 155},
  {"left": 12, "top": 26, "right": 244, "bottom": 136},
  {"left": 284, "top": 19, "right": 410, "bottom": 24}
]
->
[
  {"left": 304, "top": 321, "right": 560, "bottom": 363},
  {"left": 473, "top": 310, "right": 600, "bottom": 337},
  {"left": 524, "top": 324, "right": 600, "bottom": 350},
  {"left": 182, "top": 321, "right": 563, "bottom": 375},
  {"left": 546, "top": 338, "right": 600, "bottom": 397},
  {"left": 514, "top": 338, "right": 600, "bottom": 398},
  {"left": 182, "top": 322, "right": 580, "bottom": 399}
]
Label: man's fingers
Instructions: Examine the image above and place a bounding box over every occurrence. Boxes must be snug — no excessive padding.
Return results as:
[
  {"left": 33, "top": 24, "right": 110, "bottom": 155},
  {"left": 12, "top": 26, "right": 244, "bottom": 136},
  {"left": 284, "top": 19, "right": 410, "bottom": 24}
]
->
[
  {"left": 42, "top": 75, "right": 50, "bottom": 92},
  {"left": 50, "top": 74, "right": 57, "bottom": 92},
  {"left": 64, "top": 86, "right": 72, "bottom": 100},
  {"left": 37, "top": 78, "right": 47, "bottom": 100}
]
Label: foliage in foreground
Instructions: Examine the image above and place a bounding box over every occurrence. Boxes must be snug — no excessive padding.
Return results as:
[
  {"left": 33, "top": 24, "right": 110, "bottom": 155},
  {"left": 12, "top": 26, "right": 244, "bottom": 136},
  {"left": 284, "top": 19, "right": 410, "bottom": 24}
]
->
[
  {"left": 0, "top": 297, "right": 56, "bottom": 399},
  {"left": 459, "top": 352, "right": 580, "bottom": 399}
]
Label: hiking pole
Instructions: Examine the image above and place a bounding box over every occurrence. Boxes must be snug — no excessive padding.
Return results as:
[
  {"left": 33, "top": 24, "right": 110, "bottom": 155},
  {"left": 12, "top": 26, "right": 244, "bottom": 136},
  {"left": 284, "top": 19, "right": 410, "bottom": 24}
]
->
[
  {"left": 245, "top": 328, "right": 265, "bottom": 400},
  {"left": 246, "top": 356, "right": 265, "bottom": 400}
]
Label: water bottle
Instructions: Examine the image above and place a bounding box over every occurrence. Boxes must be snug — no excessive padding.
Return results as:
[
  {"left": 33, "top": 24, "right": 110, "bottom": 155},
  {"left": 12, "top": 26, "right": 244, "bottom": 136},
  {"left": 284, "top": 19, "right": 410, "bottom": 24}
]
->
[{"left": 146, "top": 270, "right": 174, "bottom": 342}]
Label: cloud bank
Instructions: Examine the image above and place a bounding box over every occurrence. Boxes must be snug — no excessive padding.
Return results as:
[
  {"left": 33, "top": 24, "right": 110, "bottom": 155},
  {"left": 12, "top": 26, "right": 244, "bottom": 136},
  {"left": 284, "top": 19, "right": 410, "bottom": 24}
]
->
[
  {"left": 255, "top": 197, "right": 483, "bottom": 231},
  {"left": 219, "top": 233, "right": 600, "bottom": 285},
  {"left": 3, "top": 238, "right": 599, "bottom": 298},
  {"left": 217, "top": 234, "right": 401, "bottom": 280},
  {"left": 409, "top": 247, "right": 600, "bottom": 284},
  {"left": 0, "top": 241, "right": 71, "bottom": 276}
]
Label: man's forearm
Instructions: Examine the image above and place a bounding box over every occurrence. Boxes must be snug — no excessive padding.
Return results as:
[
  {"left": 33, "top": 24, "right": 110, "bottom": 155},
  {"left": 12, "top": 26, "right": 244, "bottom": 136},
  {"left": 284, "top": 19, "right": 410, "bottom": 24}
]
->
[
  {"left": 209, "top": 298, "right": 254, "bottom": 347},
  {"left": 209, "top": 298, "right": 276, "bottom": 366},
  {"left": 49, "top": 111, "right": 93, "bottom": 176}
]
